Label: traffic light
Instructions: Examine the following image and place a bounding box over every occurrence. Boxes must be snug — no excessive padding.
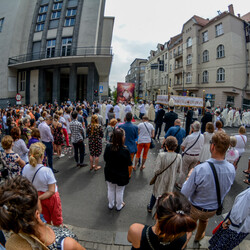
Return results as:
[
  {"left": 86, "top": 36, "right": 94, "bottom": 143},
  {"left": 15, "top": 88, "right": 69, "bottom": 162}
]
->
[{"left": 94, "top": 90, "right": 98, "bottom": 96}]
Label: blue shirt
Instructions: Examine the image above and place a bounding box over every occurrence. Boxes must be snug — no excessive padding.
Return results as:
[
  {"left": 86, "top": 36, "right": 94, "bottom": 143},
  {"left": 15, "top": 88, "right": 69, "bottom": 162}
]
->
[
  {"left": 164, "top": 125, "right": 186, "bottom": 145},
  {"left": 181, "top": 158, "right": 235, "bottom": 210},
  {"left": 118, "top": 122, "right": 138, "bottom": 153}
]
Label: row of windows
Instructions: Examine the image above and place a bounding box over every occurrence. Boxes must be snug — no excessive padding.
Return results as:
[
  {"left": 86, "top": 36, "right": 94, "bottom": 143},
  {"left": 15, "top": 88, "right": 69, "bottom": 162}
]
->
[
  {"left": 185, "top": 45, "right": 225, "bottom": 65},
  {"left": 46, "top": 37, "right": 72, "bottom": 57},
  {"left": 186, "top": 23, "right": 224, "bottom": 48},
  {"left": 37, "top": 9, "right": 76, "bottom": 22},
  {"left": 35, "top": 17, "right": 75, "bottom": 31},
  {"left": 184, "top": 68, "right": 225, "bottom": 84}
]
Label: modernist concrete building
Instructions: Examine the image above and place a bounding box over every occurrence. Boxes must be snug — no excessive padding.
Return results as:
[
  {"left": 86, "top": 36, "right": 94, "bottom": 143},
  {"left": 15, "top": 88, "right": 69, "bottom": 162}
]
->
[
  {"left": 125, "top": 58, "right": 148, "bottom": 100},
  {"left": 144, "top": 5, "right": 250, "bottom": 108},
  {"left": 0, "top": 0, "right": 114, "bottom": 106}
]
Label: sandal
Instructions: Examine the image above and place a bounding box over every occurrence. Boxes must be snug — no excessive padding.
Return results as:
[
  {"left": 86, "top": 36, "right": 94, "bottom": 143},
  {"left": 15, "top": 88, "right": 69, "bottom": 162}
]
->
[
  {"left": 94, "top": 166, "right": 101, "bottom": 171},
  {"left": 90, "top": 165, "right": 94, "bottom": 171},
  {"left": 243, "top": 179, "right": 250, "bottom": 185},
  {"left": 243, "top": 170, "right": 250, "bottom": 175},
  {"left": 140, "top": 165, "right": 145, "bottom": 171}
]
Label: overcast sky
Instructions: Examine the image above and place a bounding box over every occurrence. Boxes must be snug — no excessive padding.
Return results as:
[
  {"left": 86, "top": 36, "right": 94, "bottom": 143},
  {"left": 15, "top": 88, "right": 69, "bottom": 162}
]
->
[{"left": 104, "top": 0, "right": 249, "bottom": 90}]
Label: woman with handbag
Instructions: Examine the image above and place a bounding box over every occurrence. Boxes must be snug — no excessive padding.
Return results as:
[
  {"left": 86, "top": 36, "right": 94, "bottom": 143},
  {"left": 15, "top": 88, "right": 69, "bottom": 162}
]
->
[
  {"left": 134, "top": 116, "right": 154, "bottom": 171},
  {"left": 128, "top": 192, "right": 196, "bottom": 250},
  {"left": 104, "top": 128, "right": 132, "bottom": 211},
  {"left": 147, "top": 136, "right": 182, "bottom": 213}
]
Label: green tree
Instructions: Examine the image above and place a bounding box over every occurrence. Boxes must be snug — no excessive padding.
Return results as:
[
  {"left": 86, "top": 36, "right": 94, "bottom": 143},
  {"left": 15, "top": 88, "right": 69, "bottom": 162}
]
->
[{"left": 112, "top": 87, "right": 117, "bottom": 103}]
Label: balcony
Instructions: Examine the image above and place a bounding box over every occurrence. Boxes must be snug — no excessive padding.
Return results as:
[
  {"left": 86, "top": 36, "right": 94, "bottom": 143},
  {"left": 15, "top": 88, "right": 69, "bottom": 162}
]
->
[
  {"left": 174, "top": 64, "right": 183, "bottom": 74},
  {"left": 174, "top": 50, "right": 183, "bottom": 58},
  {"left": 8, "top": 46, "right": 113, "bottom": 76}
]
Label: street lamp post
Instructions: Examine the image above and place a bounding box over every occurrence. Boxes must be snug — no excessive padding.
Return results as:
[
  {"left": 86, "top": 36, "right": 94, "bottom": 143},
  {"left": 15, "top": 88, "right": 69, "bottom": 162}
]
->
[{"left": 203, "top": 89, "right": 206, "bottom": 115}]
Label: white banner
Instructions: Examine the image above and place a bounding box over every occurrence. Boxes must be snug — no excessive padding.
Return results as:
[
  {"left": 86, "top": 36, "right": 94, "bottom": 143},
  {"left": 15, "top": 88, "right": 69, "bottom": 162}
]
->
[{"left": 156, "top": 95, "right": 203, "bottom": 107}]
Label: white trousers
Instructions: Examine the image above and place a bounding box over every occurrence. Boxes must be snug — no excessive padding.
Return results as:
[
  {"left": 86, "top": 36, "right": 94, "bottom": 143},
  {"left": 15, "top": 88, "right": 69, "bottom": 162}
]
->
[{"left": 106, "top": 181, "right": 125, "bottom": 210}]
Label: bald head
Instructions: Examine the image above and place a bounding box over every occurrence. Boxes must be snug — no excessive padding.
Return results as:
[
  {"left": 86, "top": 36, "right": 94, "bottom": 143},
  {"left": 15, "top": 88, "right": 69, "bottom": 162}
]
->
[{"left": 174, "top": 119, "right": 181, "bottom": 126}]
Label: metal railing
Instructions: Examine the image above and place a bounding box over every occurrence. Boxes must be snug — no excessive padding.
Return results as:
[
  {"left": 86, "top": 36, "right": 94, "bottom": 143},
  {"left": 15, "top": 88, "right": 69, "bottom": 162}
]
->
[{"left": 8, "top": 46, "right": 113, "bottom": 65}]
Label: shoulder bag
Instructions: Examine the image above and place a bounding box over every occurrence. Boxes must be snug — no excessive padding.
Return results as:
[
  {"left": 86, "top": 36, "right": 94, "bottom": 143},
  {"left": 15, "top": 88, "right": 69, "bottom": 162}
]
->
[
  {"left": 173, "top": 127, "right": 181, "bottom": 137},
  {"left": 207, "top": 161, "right": 223, "bottom": 215},
  {"left": 144, "top": 123, "right": 155, "bottom": 149},
  {"left": 32, "top": 166, "right": 44, "bottom": 183},
  {"left": 150, "top": 154, "right": 177, "bottom": 185},
  {"left": 181, "top": 133, "right": 200, "bottom": 157}
]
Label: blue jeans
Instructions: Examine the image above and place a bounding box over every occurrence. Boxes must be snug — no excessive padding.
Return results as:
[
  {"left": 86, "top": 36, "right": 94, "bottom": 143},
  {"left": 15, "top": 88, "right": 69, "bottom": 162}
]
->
[
  {"left": 42, "top": 141, "right": 53, "bottom": 170},
  {"left": 148, "top": 194, "right": 156, "bottom": 210}
]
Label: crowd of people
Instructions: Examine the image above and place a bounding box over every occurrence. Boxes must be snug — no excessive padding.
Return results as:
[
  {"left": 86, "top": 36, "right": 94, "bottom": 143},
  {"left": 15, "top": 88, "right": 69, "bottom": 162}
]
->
[{"left": 0, "top": 98, "right": 249, "bottom": 249}]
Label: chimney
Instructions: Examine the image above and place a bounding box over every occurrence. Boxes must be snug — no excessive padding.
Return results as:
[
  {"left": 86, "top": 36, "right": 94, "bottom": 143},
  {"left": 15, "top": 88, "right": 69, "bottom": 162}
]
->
[
  {"left": 228, "top": 4, "right": 234, "bottom": 15},
  {"left": 237, "top": 13, "right": 241, "bottom": 18}
]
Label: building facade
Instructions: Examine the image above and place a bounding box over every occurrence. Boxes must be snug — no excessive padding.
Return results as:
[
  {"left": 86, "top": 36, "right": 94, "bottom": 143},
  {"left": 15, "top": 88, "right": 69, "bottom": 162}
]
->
[
  {"left": 125, "top": 58, "right": 148, "bottom": 100},
  {"left": 144, "top": 5, "right": 250, "bottom": 108},
  {"left": 0, "top": 0, "right": 114, "bottom": 106}
]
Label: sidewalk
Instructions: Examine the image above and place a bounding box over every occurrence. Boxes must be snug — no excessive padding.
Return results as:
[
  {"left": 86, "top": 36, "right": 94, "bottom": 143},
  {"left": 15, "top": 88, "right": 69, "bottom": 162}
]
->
[{"left": 66, "top": 224, "right": 250, "bottom": 250}]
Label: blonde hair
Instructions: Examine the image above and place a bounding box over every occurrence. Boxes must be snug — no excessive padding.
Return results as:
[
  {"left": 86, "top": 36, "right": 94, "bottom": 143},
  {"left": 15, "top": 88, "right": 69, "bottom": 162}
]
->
[
  {"left": 229, "top": 136, "right": 237, "bottom": 147},
  {"left": 29, "top": 142, "right": 45, "bottom": 167},
  {"left": 1, "top": 136, "right": 13, "bottom": 150},
  {"left": 110, "top": 118, "right": 118, "bottom": 127},
  {"left": 239, "top": 126, "right": 246, "bottom": 135},
  {"left": 90, "top": 115, "right": 99, "bottom": 134}
]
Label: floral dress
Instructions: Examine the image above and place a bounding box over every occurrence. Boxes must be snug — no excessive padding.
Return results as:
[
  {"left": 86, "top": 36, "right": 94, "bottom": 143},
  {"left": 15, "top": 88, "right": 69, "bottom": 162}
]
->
[
  {"left": 52, "top": 125, "right": 63, "bottom": 145},
  {"left": 87, "top": 125, "right": 103, "bottom": 157},
  {"left": 0, "top": 152, "right": 22, "bottom": 178}
]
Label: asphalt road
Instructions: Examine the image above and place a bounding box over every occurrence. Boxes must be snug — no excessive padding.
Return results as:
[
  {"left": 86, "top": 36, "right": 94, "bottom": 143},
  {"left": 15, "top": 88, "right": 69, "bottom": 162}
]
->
[{"left": 55, "top": 113, "right": 250, "bottom": 239}]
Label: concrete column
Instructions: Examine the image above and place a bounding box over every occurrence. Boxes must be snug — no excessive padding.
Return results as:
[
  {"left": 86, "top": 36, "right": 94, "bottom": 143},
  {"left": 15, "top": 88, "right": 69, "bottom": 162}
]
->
[
  {"left": 25, "top": 71, "right": 31, "bottom": 105},
  {"left": 87, "top": 64, "right": 99, "bottom": 103},
  {"left": 69, "top": 64, "right": 77, "bottom": 101},
  {"left": 38, "top": 69, "right": 45, "bottom": 104},
  {"left": 52, "top": 67, "right": 60, "bottom": 104}
]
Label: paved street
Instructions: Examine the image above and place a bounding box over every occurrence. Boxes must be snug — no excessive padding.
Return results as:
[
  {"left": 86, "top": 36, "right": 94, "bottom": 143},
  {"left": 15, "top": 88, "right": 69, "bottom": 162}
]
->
[{"left": 53, "top": 111, "right": 250, "bottom": 248}]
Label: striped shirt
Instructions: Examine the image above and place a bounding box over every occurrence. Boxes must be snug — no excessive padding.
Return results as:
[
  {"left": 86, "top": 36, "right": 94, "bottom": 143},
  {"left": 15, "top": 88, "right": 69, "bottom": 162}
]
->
[{"left": 69, "top": 119, "right": 85, "bottom": 143}]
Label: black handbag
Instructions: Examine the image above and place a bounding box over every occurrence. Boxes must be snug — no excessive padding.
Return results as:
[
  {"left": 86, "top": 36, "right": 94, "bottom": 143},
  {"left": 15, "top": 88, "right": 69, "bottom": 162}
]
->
[
  {"left": 143, "top": 123, "right": 155, "bottom": 149},
  {"left": 208, "top": 162, "right": 223, "bottom": 215}
]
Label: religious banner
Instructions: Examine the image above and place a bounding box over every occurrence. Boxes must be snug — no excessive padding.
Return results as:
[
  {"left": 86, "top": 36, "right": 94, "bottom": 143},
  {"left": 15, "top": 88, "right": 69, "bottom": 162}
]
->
[
  {"left": 117, "top": 82, "right": 135, "bottom": 102},
  {"left": 156, "top": 95, "right": 203, "bottom": 107}
]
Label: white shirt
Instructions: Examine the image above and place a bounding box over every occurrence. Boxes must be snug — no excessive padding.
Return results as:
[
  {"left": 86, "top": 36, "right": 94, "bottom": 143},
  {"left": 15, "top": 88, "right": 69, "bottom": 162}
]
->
[
  {"left": 235, "top": 134, "right": 247, "bottom": 156},
  {"left": 105, "top": 104, "right": 113, "bottom": 119},
  {"left": 138, "top": 122, "right": 154, "bottom": 143},
  {"left": 114, "top": 105, "right": 120, "bottom": 119},
  {"left": 59, "top": 116, "right": 67, "bottom": 129},
  {"left": 139, "top": 104, "right": 146, "bottom": 114},
  {"left": 22, "top": 164, "right": 57, "bottom": 192},
  {"left": 181, "top": 131, "right": 204, "bottom": 154},
  {"left": 124, "top": 105, "right": 132, "bottom": 114}
]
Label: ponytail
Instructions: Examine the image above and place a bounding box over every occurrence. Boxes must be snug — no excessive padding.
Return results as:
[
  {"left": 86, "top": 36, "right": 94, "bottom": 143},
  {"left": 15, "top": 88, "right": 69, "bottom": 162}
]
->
[{"left": 29, "top": 142, "right": 45, "bottom": 167}]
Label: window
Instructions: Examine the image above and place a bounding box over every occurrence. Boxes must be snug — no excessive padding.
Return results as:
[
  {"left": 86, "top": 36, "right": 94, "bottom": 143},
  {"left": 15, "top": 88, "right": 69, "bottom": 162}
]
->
[
  {"left": 64, "top": 18, "right": 75, "bottom": 26},
  {"left": 66, "top": 9, "right": 76, "bottom": 17},
  {"left": 202, "top": 31, "right": 208, "bottom": 42},
  {"left": 37, "top": 14, "right": 46, "bottom": 22},
  {"left": 217, "top": 44, "right": 225, "bottom": 58},
  {"left": 61, "top": 37, "right": 72, "bottom": 56},
  {"left": 217, "top": 68, "right": 225, "bottom": 82},
  {"left": 54, "top": 0, "right": 63, "bottom": 2},
  {"left": 203, "top": 50, "right": 209, "bottom": 62},
  {"left": 53, "top": 3, "right": 62, "bottom": 10},
  {"left": 186, "top": 72, "right": 192, "bottom": 83},
  {"left": 46, "top": 39, "right": 56, "bottom": 58},
  {"left": 187, "top": 37, "right": 192, "bottom": 48},
  {"left": 35, "top": 23, "right": 44, "bottom": 32},
  {"left": 19, "top": 72, "right": 26, "bottom": 92},
  {"left": 39, "top": 5, "right": 48, "bottom": 13},
  {"left": 0, "top": 18, "right": 4, "bottom": 32},
  {"left": 51, "top": 11, "right": 61, "bottom": 19},
  {"left": 170, "top": 64, "right": 172, "bottom": 73},
  {"left": 215, "top": 23, "right": 224, "bottom": 36},
  {"left": 202, "top": 71, "right": 209, "bottom": 83},
  {"left": 187, "top": 54, "right": 192, "bottom": 65},
  {"left": 227, "top": 96, "right": 234, "bottom": 105}
]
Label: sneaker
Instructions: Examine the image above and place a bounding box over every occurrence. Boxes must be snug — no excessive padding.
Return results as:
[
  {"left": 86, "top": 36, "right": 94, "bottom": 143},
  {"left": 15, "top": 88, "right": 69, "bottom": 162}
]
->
[{"left": 59, "top": 154, "right": 65, "bottom": 158}]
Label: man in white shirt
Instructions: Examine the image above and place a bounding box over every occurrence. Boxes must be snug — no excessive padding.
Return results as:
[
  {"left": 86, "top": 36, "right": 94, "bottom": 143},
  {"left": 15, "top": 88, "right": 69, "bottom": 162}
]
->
[
  {"left": 124, "top": 102, "right": 132, "bottom": 115},
  {"left": 134, "top": 116, "right": 154, "bottom": 170},
  {"left": 114, "top": 103, "right": 120, "bottom": 119},
  {"left": 176, "top": 121, "right": 204, "bottom": 189},
  {"left": 105, "top": 100, "right": 113, "bottom": 126},
  {"left": 139, "top": 101, "right": 146, "bottom": 119}
]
